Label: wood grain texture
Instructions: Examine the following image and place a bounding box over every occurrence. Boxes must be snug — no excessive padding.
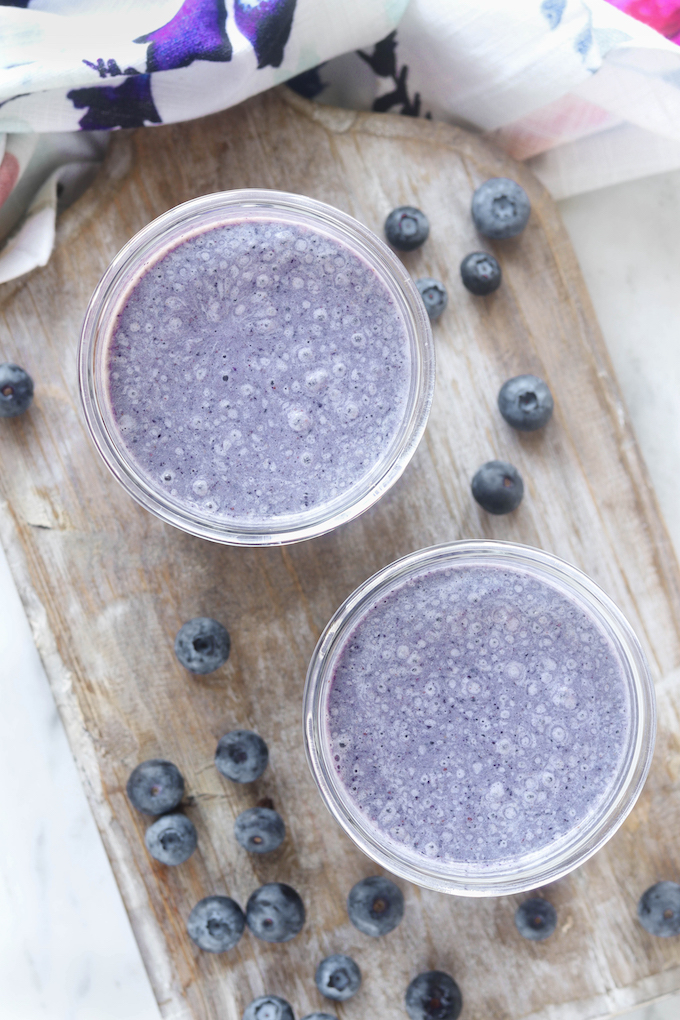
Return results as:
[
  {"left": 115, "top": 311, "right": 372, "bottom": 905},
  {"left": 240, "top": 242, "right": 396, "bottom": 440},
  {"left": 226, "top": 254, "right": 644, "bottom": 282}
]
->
[{"left": 2, "top": 87, "right": 680, "bottom": 1020}]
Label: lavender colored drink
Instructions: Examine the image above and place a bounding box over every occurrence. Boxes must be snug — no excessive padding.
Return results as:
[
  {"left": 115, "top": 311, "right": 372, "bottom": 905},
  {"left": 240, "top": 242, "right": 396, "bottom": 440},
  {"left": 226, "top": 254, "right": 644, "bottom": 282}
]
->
[
  {"left": 106, "top": 218, "right": 412, "bottom": 524},
  {"left": 326, "top": 559, "right": 632, "bottom": 869}
]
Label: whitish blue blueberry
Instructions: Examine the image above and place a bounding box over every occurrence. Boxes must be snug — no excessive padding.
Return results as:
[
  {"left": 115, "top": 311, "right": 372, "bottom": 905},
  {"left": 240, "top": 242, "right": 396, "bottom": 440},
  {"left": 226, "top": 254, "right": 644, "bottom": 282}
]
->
[
  {"left": 471, "top": 460, "right": 524, "bottom": 515},
  {"left": 243, "top": 996, "right": 294, "bottom": 1020},
  {"left": 460, "top": 252, "right": 501, "bottom": 295},
  {"left": 175, "top": 617, "right": 231, "bottom": 674},
  {"left": 144, "top": 813, "right": 197, "bottom": 865},
  {"left": 187, "top": 896, "right": 245, "bottom": 952},
  {"left": 246, "top": 882, "right": 305, "bottom": 943},
  {"left": 637, "top": 882, "right": 680, "bottom": 937},
  {"left": 126, "top": 759, "right": 185, "bottom": 815},
  {"left": 498, "top": 374, "right": 554, "bottom": 431},
  {"left": 384, "top": 206, "right": 430, "bottom": 251},
  {"left": 315, "top": 954, "right": 361, "bottom": 1002},
  {"left": 515, "top": 898, "right": 557, "bottom": 941},
  {"left": 416, "top": 278, "right": 447, "bottom": 320},
  {"left": 347, "top": 875, "right": 404, "bottom": 936},
  {"left": 215, "top": 730, "right": 269, "bottom": 783},
  {"left": 0, "top": 363, "right": 34, "bottom": 418},
  {"left": 405, "top": 971, "right": 462, "bottom": 1020},
  {"left": 471, "top": 178, "right": 530, "bottom": 239},
  {"left": 235, "top": 806, "right": 285, "bottom": 853}
]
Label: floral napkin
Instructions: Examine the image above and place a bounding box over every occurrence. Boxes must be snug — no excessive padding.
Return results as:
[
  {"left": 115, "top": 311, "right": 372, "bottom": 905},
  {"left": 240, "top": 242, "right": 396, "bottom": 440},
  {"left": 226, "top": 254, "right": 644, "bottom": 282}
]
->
[{"left": 0, "top": 0, "right": 679, "bottom": 284}]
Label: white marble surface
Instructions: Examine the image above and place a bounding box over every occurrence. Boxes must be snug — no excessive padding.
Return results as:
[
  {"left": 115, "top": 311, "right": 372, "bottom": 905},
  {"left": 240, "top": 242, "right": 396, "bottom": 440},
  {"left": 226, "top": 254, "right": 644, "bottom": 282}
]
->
[{"left": 2, "top": 169, "right": 680, "bottom": 1019}]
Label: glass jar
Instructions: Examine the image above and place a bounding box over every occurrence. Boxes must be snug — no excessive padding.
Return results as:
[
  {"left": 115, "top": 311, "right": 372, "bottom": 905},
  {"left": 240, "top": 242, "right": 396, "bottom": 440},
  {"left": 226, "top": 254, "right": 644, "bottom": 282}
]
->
[
  {"left": 79, "top": 190, "right": 434, "bottom": 545},
  {"left": 304, "top": 540, "right": 656, "bottom": 896}
]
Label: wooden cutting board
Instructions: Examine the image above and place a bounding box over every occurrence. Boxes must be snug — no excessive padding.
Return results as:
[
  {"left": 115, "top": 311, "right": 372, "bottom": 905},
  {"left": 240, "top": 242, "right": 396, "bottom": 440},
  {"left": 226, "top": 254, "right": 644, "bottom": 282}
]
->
[{"left": 2, "top": 87, "right": 680, "bottom": 1020}]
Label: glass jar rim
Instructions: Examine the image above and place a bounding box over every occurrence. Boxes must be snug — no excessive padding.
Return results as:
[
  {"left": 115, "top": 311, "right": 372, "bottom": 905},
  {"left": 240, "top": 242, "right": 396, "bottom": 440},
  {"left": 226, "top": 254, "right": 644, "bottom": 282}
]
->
[
  {"left": 78, "top": 189, "right": 435, "bottom": 546},
  {"left": 303, "top": 539, "right": 656, "bottom": 896}
]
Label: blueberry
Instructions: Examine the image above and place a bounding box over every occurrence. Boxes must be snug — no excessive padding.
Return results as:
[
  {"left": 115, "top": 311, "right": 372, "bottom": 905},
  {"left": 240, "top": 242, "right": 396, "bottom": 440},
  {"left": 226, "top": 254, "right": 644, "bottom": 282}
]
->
[
  {"left": 215, "top": 730, "right": 269, "bottom": 783},
  {"left": 637, "top": 881, "right": 680, "bottom": 937},
  {"left": 187, "top": 895, "right": 245, "bottom": 952},
  {"left": 498, "top": 374, "right": 554, "bottom": 431},
  {"left": 416, "top": 278, "right": 448, "bottom": 320},
  {"left": 315, "top": 954, "right": 361, "bottom": 1002},
  {"left": 126, "top": 759, "right": 185, "bottom": 815},
  {"left": 175, "top": 617, "right": 231, "bottom": 674},
  {"left": 235, "top": 806, "right": 285, "bottom": 853},
  {"left": 0, "top": 363, "right": 34, "bottom": 418},
  {"left": 405, "top": 971, "right": 462, "bottom": 1020},
  {"left": 347, "top": 875, "right": 404, "bottom": 936},
  {"left": 384, "top": 206, "right": 430, "bottom": 251},
  {"left": 515, "top": 898, "right": 557, "bottom": 941},
  {"left": 243, "top": 996, "right": 294, "bottom": 1020},
  {"left": 471, "top": 460, "right": 524, "bottom": 515},
  {"left": 144, "top": 813, "right": 197, "bottom": 865},
  {"left": 300, "top": 1015, "right": 337, "bottom": 1020},
  {"left": 246, "top": 882, "right": 305, "bottom": 943},
  {"left": 460, "top": 252, "right": 501, "bottom": 295},
  {"left": 471, "top": 178, "right": 530, "bottom": 239}
]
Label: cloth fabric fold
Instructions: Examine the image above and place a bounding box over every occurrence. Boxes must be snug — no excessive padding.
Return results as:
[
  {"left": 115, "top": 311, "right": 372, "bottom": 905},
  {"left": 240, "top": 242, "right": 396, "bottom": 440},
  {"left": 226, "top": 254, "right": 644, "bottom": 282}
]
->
[{"left": 1, "top": 0, "right": 679, "bottom": 284}]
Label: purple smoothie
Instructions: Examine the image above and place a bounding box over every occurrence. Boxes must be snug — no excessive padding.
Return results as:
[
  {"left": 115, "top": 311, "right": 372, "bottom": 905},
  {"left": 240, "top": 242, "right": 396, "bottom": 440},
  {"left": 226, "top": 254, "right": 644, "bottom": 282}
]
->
[
  {"left": 106, "top": 218, "right": 411, "bottom": 523},
  {"left": 327, "top": 562, "right": 631, "bottom": 866}
]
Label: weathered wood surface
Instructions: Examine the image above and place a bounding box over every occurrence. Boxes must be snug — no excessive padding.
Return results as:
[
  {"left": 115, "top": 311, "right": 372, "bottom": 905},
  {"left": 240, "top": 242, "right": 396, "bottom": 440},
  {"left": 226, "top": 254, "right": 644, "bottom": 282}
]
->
[{"left": 2, "top": 87, "right": 680, "bottom": 1020}]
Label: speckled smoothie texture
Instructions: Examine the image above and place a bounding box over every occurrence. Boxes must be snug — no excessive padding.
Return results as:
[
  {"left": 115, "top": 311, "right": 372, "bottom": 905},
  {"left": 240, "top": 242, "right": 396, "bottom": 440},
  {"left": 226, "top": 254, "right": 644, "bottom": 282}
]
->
[
  {"left": 327, "top": 563, "right": 631, "bottom": 866},
  {"left": 107, "top": 218, "right": 411, "bottom": 522}
]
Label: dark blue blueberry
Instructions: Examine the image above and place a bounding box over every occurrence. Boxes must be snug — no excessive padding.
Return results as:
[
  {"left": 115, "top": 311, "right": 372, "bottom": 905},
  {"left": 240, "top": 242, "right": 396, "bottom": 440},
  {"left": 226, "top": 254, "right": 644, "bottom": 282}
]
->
[
  {"left": 0, "top": 363, "right": 34, "bottom": 418},
  {"left": 300, "top": 1015, "right": 337, "bottom": 1020},
  {"left": 405, "top": 971, "right": 462, "bottom": 1020},
  {"left": 471, "top": 178, "right": 530, "bottom": 239},
  {"left": 144, "top": 813, "right": 197, "bottom": 865},
  {"left": 637, "top": 882, "right": 680, "bottom": 937},
  {"left": 347, "top": 875, "right": 404, "bottom": 936},
  {"left": 315, "top": 954, "right": 361, "bottom": 1002},
  {"left": 498, "top": 375, "right": 554, "bottom": 431},
  {"left": 515, "top": 898, "right": 557, "bottom": 941},
  {"left": 416, "top": 278, "right": 448, "bottom": 320},
  {"left": 126, "top": 759, "right": 185, "bottom": 815},
  {"left": 384, "top": 206, "right": 429, "bottom": 251},
  {"left": 187, "top": 895, "right": 245, "bottom": 952},
  {"left": 235, "top": 806, "right": 285, "bottom": 854},
  {"left": 471, "top": 460, "right": 524, "bottom": 515},
  {"left": 215, "top": 730, "right": 268, "bottom": 783},
  {"left": 175, "top": 617, "right": 231, "bottom": 674},
  {"left": 243, "top": 996, "right": 295, "bottom": 1020},
  {"left": 246, "top": 882, "right": 305, "bottom": 943},
  {"left": 460, "top": 252, "right": 502, "bottom": 295}
]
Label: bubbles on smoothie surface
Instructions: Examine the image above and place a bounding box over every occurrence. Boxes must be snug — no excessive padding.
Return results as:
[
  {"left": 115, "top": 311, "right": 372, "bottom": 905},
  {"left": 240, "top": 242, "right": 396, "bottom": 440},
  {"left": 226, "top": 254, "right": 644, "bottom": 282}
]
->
[
  {"left": 327, "top": 565, "right": 631, "bottom": 866},
  {"left": 107, "top": 220, "right": 410, "bottom": 521}
]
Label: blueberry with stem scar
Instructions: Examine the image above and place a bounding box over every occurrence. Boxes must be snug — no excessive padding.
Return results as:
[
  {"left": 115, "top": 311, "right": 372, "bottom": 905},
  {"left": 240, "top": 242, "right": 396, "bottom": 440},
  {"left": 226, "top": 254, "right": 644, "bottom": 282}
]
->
[
  {"left": 315, "top": 954, "right": 361, "bottom": 1002},
  {"left": 637, "top": 882, "right": 680, "bottom": 937},
  {"left": 242, "top": 996, "right": 294, "bottom": 1020},
  {"left": 235, "top": 806, "right": 285, "bottom": 853},
  {"left": 126, "top": 759, "right": 185, "bottom": 815},
  {"left": 175, "top": 617, "right": 231, "bottom": 674},
  {"left": 144, "top": 813, "right": 197, "bottom": 865},
  {"left": 347, "top": 875, "right": 404, "bottom": 936},
  {"left": 471, "top": 460, "right": 524, "bottom": 515},
  {"left": 405, "top": 971, "right": 462, "bottom": 1020},
  {"left": 384, "top": 206, "right": 429, "bottom": 251},
  {"left": 0, "top": 363, "right": 34, "bottom": 417},
  {"left": 498, "top": 375, "right": 553, "bottom": 431},
  {"left": 187, "top": 896, "right": 245, "bottom": 952},
  {"left": 215, "top": 730, "right": 268, "bottom": 783},
  {"left": 416, "top": 278, "right": 447, "bottom": 320},
  {"left": 515, "top": 898, "right": 557, "bottom": 941},
  {"left": 471, "top": 178, "right": 530, "bottom": 239},
  {"left": 460, "top": 252, "right": 501, "bottom": 295},
  {"left": 246, "top": 882, "right": 305, "bottom": 943}
]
